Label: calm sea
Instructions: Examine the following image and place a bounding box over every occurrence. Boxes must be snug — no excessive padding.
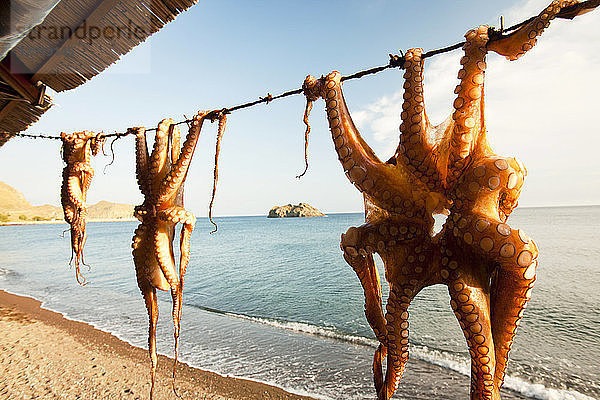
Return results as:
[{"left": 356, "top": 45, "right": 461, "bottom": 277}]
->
[{"left": 0, "top": 206, "right": 598, "bottom": 400}]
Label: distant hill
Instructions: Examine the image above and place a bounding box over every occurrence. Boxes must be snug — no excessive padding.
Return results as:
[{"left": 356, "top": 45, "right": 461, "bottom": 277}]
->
[
  {"left": 0, "top": 181, "right": 31, "bottom": 209},
  {"left": 0, "top": 181, "right": 135, "bottom": 223}
]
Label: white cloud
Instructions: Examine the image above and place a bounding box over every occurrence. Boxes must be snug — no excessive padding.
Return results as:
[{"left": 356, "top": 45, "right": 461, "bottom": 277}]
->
[{"left": 352, "top": 5, "right": 600, "bottom": 206}]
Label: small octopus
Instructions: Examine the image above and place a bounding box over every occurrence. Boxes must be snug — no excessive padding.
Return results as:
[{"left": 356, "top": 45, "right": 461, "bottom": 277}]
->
[
  {"left": 131, "top": 112, "right": 208, "bottom": 398},
  {"left": 303, "top": 1, "right": 593, "bottom": 399},
  {"left": 60, "top": 130, "right": 105, "bottom": 285}
]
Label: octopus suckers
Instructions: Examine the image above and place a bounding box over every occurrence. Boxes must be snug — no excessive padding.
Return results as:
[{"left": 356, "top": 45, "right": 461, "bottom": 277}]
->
[
  {"left": 523, "top": 262, "right": 537, "bottom": 280},
  {"left": 517, "top": 250, "right": 533, "bottom": 267},
  {"left": 507, "top": 173, "right": 518, "bottom": 190},
  {"left": 488, "top": 176, "right": 500, "bottom": 190},
  {"left": 475, "top": 219, "right": 489, "bottom": 232},
  {"left": 518, "top": 229, "right": 530, "bottom": 243},
  {"left": 480, "top": 237, "right": 494, "bottom": 252},
  {"left": 496, "top": 224, "right": 511, "bottom": 236},
  {"left": 494, "top": 159, "right": 509, "bottom": 170},
  {"left": 499, "top": 243, "right": 516, "bottom": 258},
  {"left": 463, "top": 232, "right": 474, "bottom": 245}
]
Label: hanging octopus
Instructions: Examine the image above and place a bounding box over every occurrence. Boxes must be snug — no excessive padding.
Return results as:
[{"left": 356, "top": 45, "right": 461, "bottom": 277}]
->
[
  {"left": 131, "top": 112, "right": 208, "bottom": 398},
  {"left": 303, "top": 1, "right": 594, "bottom": 399},
  {"left": 60, "top": 131, "right": 105, "bottom": 285}
]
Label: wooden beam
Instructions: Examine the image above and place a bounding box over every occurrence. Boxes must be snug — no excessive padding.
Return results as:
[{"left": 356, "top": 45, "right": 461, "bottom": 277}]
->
[
  {"left": 0, "top": 101, "right": 19, "bottom": 124},
  {"left": 0, "top": 60, "right": 40, "bottom": 104},
  {"left": 31, "top": 0, "right": 123, "bottom": 83}
]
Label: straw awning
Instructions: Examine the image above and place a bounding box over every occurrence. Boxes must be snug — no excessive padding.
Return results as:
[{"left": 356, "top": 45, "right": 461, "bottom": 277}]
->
[{"left": 0, "top": 0, "right": 198, "bottom": 147}]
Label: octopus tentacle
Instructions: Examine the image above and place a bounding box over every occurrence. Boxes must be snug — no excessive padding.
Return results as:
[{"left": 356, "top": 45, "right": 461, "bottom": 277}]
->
[
  {"left": 133, "top": 127, "right": 152, "bottom": 197},
  {"left": 341, "top": 225, "right": 388, "bottom": 343},
  {"left": 158, "top": 112, "right": 209, "bottom": 205},
  {"left": 132, "top": 223, "right": 161, "bottom": 399},
  {"left": 133, "top": 223, "right": 169, "bottom": 290},
  {"left": 395, "top": 49, "right": 442, "bottom": 190},
  {"left": 447, "top": 26, "right": 489, "bottom": 188},
  {"left": 80, "top": 169, "right": 94, "bottom": 202},
  {"left": 148, "top": 119, "right": 173, "bottom": 197},
  {"left": 172, "top": 208, "right": 196, "bottom": 390},
  {"left": 305, "top": 72, "right": 437, "bottom": 214},
  {"left": 66, "top": 174, "right": 85, "bottom": 210},
  {"left": 297, "top": 95, "right": 313, "bottom": 178},
  {"left": 152, "top": 223, "right": 180, "bottom": 290},
  {"left": 378, "top": 283, "right": 419, "bottom": 400},
  {"left": 448, "top": 272, "right": 499, "bottom": 400},
  {"left": 343, "top": 219, "right": 429, "bottom": 256},
  {"left": 142, "top": 282, "right": 159, "bottom": 400},
  {"left": 169, "top": 123, "right": 181, "bottom": 166},
  {"left": 303, "top": 72, "right": 385, "bottom": 192},
  {"left": 156, "top": 206, "right": 196, "bottom": 334},
  {"left": 487, "top": 0, "right": 579, "bottom": 60},
  {"left": 208, "top": 112, "right": 228, "bottom": 233},
  {"left": 490, "top": 231, "right": 539, "bottom": 386}
]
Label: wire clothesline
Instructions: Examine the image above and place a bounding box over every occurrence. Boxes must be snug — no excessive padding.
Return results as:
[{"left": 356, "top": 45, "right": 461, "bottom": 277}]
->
[{"left": 2, "top": 0, "right": 597, "bottom": 142}]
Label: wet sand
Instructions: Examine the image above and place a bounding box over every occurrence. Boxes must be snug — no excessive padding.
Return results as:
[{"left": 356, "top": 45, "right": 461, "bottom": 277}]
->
[{"left": 0, "top": 290, "right": 314, "bottom": 400}]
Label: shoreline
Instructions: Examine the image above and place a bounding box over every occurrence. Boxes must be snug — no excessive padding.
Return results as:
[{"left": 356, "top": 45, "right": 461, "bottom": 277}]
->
[
  {"left": 0, "top": 289, "right": 315, "bottom": 400},
  {"left": 0, "top": 218, "right": 137, "bottom": 226}
]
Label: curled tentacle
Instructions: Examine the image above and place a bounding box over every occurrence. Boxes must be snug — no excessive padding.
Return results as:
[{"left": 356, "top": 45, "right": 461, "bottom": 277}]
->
[
  {"left": 103, "top": 136, "right": 120, "bottom": 174},
  {"left": 297, "top": 79, "right": 317, "bottom": 178},
  {"left": 208, "top": 111, "right": 228, "bottom": 234},
  {"left": 488, "top": 0, "right": 580, "bottom": 60}
]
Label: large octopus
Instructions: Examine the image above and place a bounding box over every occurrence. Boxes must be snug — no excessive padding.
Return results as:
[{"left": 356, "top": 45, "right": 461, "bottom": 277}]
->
[
  {"left": 131, "top": 112, "right": 208, "bottom": 398},
  {"left": 60, "top": 130, "right": 105, "bottom": 285},
  {"left": 303, "top": 1, "right": 592, "bottom": 399}
]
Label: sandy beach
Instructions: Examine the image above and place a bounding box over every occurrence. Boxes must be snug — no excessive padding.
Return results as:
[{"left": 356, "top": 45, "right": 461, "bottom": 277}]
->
[
  {"left": 0, "top": 218, "right": 138, "bottom": 226},
  {"left": 0, "top": 290, "right": 314, "bottom": 400}
]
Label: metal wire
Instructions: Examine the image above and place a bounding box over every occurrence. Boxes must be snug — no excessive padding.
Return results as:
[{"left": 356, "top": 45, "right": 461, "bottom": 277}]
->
[{"left": 3, "top": 0, "right": 595, "bottom": 143}]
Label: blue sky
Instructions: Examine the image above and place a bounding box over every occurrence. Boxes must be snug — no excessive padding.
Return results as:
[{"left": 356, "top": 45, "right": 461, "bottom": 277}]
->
[{"left": 1, "top": 0, "right": 599, "bottom": 216}]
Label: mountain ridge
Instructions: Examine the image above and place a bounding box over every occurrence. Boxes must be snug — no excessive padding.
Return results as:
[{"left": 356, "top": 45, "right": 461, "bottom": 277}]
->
[{"left": 0, "top": 181, "right": 135, "bottom": 222}]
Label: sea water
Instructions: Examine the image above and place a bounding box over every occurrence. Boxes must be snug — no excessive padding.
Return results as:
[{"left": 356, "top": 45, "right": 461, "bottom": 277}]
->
[{"left": 0, "top": 206, "right": 598, "bottom": 400}]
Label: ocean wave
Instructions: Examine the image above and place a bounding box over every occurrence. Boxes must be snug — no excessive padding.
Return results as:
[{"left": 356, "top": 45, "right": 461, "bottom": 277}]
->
[
  {"left": 410, "top": 345, "right": 596, "bottom": 400},
  {"left": 218, "top": 309, "right": 596, "bottom": 400},
  {"left": 0, "top": 267, "right": 19, "bottom": 279},
  {"left": 224, "top": 312, "right": 379, "bottom": 347},
  {"left": 502, "top": 376, "right": 597, "bottom": 400}
]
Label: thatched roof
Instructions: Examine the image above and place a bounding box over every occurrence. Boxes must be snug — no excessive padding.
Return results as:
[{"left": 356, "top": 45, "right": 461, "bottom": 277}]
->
[{"left": 0, "top": 0, "right": 198, "bottom": 147}]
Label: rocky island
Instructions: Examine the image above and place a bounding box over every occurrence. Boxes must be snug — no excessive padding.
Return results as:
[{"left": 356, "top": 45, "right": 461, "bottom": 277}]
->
[{"left": 268, "top": 203, "right": 326, "bottom": 218}]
